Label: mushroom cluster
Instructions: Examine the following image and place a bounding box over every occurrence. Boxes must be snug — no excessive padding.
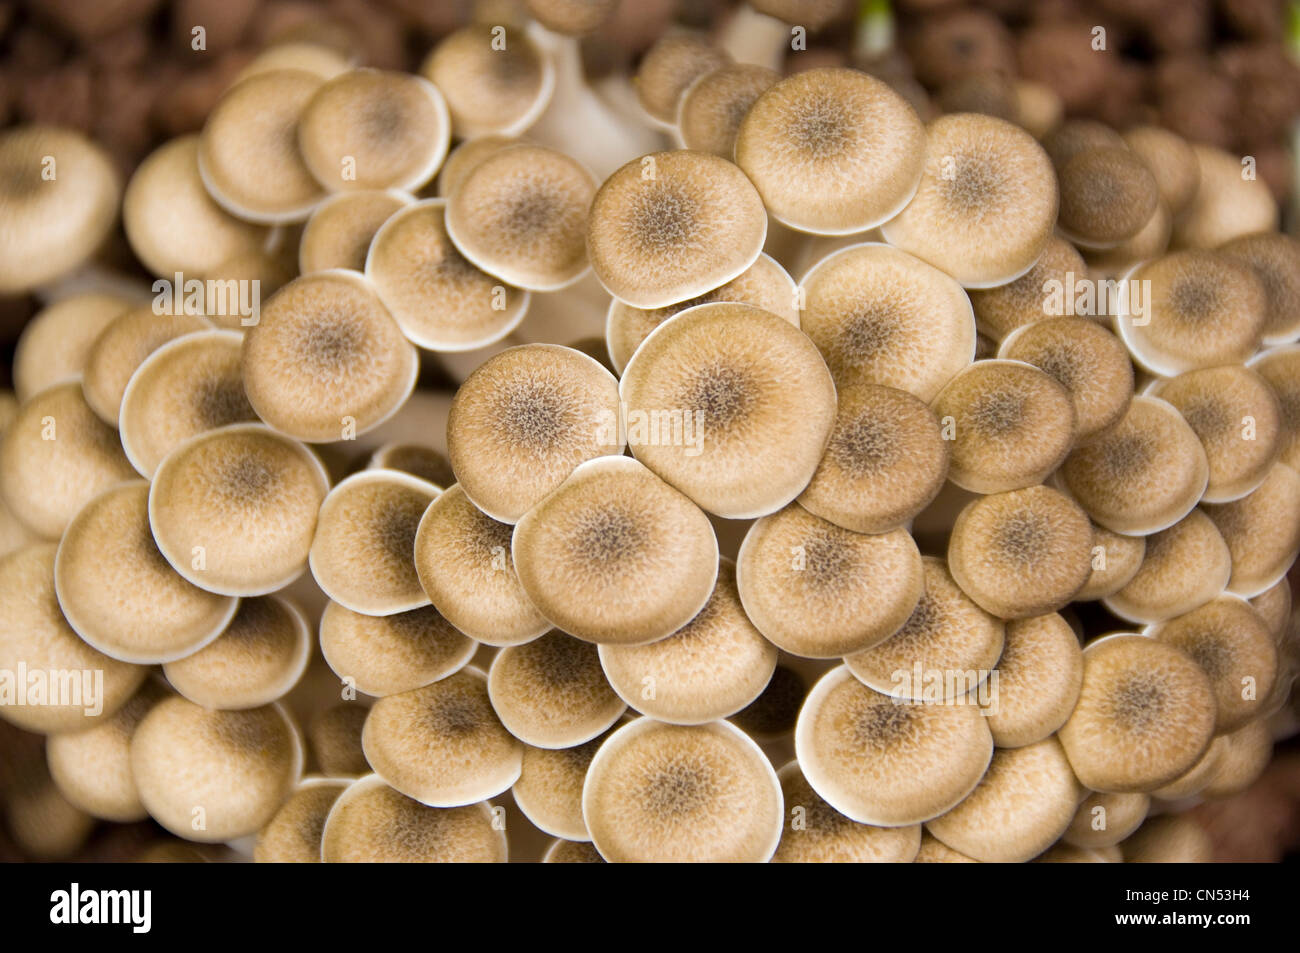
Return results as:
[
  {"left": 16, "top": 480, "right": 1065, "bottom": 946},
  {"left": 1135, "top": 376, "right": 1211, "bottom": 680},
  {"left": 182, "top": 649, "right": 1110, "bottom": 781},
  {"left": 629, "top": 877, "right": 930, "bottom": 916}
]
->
[{"left": 1, "top": 0, "right": 1298, "bottom": 864}]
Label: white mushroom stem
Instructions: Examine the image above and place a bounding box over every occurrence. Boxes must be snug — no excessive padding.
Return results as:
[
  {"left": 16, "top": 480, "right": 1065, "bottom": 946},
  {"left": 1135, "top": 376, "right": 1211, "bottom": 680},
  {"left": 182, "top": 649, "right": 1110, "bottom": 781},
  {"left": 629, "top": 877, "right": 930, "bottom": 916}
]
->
[
  {"left": 525, "top": 24, "right": 663, "bottom": 182},
  {"left": 513, "top": 270, "right": 611, "bottom": 346},
  {"left": 852, "top": 0, "right": 895, "bottom": 62},
  {"left": 718, "top": 4, "right": 790, "bottom": 72}
]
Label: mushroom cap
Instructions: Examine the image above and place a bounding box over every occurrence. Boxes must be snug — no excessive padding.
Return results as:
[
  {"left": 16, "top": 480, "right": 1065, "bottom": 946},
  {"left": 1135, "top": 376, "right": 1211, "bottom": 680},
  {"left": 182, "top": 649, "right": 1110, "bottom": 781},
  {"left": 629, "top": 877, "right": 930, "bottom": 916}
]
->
[
  {"left": 634, "top": 32, "right": 730, "bottom": 126},
  {"left": 241, "top": 270, "right": 419, "bottom": 442},
  {"left": 511, "top": 724, "right": 618, "bottom": 841},
  {"left": 1219, "top": 232, "right": 1300, "bottom": 346},
  {"left": 1250, "top": 345, "right": 1300, "bottom": 472},
  {"left": 586, "top": 150, "right": 767, "bottom": 309},
  {"left": 983, "top": 612, "right": 1083, "bottom": 748},
  {"left": 1202, "top": 462, "right": 1300, "bottom": 597},
  {"left": 1117, "top": 251, "right": 1266, "bottom": 377},
  {"left": 54, "top": 481, "right": 238, "bottom": 664},
  {"left": 413, "top": 483, "right": 550, "bottom": 647},
  {"left": 130, "top": 697, "right": 303, "bottom": 841},
  {"left": 12, "top": 293, "right": 131, "bottom": 403},
  {"left": 967, "top": 236, "right": 1086, "bottom": 342},
  {"left": 930, "top": 358, "right": 1077, "bottom": 494},
  {"left": 1171, "top": 145, "right": 1277, "bottom": 250},
  {"left": 308, "top": 469, "right": 439, "bottom": 616},
  {"left": 0, "top": 381, "right": 137, "bottom": 539},
  {"left": 1058, "top": 633, "right": 1216, "bottom": 793},
  {"left": 735, "top": 68, "right": 925, "bottom": 235},
  {"left": 0, "top": 545, "right": 146, "bottom": 733},
  {"left": 163, "top": 595, "right": 312, "bottom": 710},
  {"left": 299, "top": 189, "right": 413, "bottom": 274},
  {"left": 1148, "top": 596, "right": 1277, "bottom": 734},
  {"left": 319, "top": 601, "right": 476, "bottom": 698},
  {"left": 198, "top": 69, "right": 328, "bottom": 224},
  {"left": 926, "top": 737, "right": 1083, "bottom": 863},
  {"left": 0, "top": 125, "right": 122, "bottom": 294},
  {"left": 597, "top": 558, "right": 778, "bottom": 724},
  {"left": 998, "top": 317, "right": 1134, "bottom": 443},
  {"left": 880, "top": 113, "right": 1058, "bottom": 288},
  {"left": 604, "top": 252, "right": 797, "bottom": 375},
  {"left": 582, "top": 717, "right": 783, "bottom": 862},
  {"left": 444, "top": 144, "right": 597, "bottom": 291},
  {"left": 254, "top": 777, "right": 348, "bottom": 863},
  {"left": 487, "top": 630, "right": 627, "bottom": 748},
  {"left": 46, "top": 679, "right": 170, "bottom": 823},
  {"left": 524, "top": 0, "right": 620, "bottom": 35},
  {"left": 619, "top": 302, "right": 837, "bottom": 518},
  {"left": 447, "top": 343, "right": 623, "bottom": 523},
  {"left": 737, "top": 502, "right": 923, "bottom": 658},
  {"left": 118, "top": 329, "right": 259, "bottom": 478},
  {"left": 1056, "top": 146, "right": 1160, "bottom": 249},
  {"left": 1057, "top": 395, "right": 1210, "bottom": 536},
  {"left": 511, "top": 455, "right": 719, "bottom": 645},
  {"left": 124, "top": 136, "right": 269, "bottom": 279},
  {"left": 794, "top": 665, "right": 993, "bottom": 827},
  {"left": 946, "top": 485, "right": 1094, "bottom": 619},
  {"left": 1102, "top": 510, "right": 1232, "bottom": 624},
  {"left": 148, "top": 424, "right": 331, "bottom": 596},
  {"left": 1075, "top": 524, "right": 1146, "bottom": 601},
  {"left": 419, "top": 25, "right": 554, "bottom": 139},
  {"left": 677, "top": 64, "right": 779, "bottom": 158},
  {"left": 361, "top": 667, "right": 524, "bottom": 807},
  {"left": 1063, "top": 790, "right": 1150, "bottom": 849},
  {"left": 797, "top": 242, "right": 976, "bottom": 402},
  {"left": 83, "top": 305, "right": 211, "bottom": 427},
  {"left": 298, "top": 68, "right": 450, "bottom": 193},
  {"left": 798, "top": 382, "right": 950, "bottom": 534},
  {"left": 1122, "top": 126, "right": 1199, "bottom": 216},
  {"left": 1147, "top": 365, "right": 1283, "bottom": 503},
  {"left": 844, "top": 555, "right": 1003, "bottom": 703},
  {"left": 320, "top": 775, "right": 507, "bottom": 862},
  {"left": 366, "top": 199, "right": 530, "bottom": 351},
  {"left": 772, "top": 761, "right": 922, "bottom": 863}
]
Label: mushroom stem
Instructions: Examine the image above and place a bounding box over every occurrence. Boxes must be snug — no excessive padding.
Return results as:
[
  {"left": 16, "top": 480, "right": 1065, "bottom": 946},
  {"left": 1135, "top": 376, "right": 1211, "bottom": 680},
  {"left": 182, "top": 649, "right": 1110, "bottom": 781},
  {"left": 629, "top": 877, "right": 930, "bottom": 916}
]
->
[
  {"left": 525, "top": 24, "right": 663, "bottom": 182},
  {"left": 717, "top": 4, "right": 789, "bottom": 72}
]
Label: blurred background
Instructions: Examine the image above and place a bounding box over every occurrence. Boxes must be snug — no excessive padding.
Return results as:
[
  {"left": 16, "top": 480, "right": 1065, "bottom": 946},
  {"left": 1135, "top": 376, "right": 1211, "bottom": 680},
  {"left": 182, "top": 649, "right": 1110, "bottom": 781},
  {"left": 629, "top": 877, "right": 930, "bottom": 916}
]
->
[{"left": 1, "top": 0, "right": 1299, "bottom": 862}]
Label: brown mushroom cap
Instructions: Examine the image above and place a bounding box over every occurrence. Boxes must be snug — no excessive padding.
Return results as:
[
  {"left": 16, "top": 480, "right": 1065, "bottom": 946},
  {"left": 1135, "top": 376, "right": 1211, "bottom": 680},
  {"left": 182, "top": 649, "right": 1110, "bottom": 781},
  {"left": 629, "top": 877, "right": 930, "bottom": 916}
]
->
[
  {"left": 12, "top": 293, "right": 132, "bottom": 404},
  {"left": 735, "top": 68, "right": 926, "bottom": 235},
  {"left": 677, "top": 64, "right": 779, "bottom": 159},
  {"left": 798, "top": 382, "right": 950, "bottom": 535},
  {"left": 511, "top": 455, "right": 719, "bottom": 645},
  {"left": 772, "top": 760, "right": 922, "bottom": 863},
  {"left": 0, "top": 544, "right": 146, "bottom": 734},
  {"left": 880, "top": 113, "right": 1058, "bottom": 288},
  {"left": 419, "top": 25, "right": 554, "bottom": 139},
  {"left": 0, "top": 126, "right": 122, "bottom": 294},
  {"left": 54, "top": 481, "right": 238, "bottom": 664},
  {"left": 320, "top": 775, "right": 507, "bottom": 862},
  {"left": 198, "top": 69, "right": 327, "bottom": 224},
  {"left": 1056, "top": 396, "right": 1209, "bottom": 536},
  {"left": 366, "top": 198, "right": 531, "bottom": 351},
  {"left": 148, "top": 424, "right": 330, "bottom": 596},
  {"left": 1117, "top": 251, "right": 1267, "bottom": 377},
  {"left": 581, "top": 717, "right": 783, "bottom": 863},
  {"left": 619, "top": 302, "right": 837, "bottom": 519},
  {"left": 298, "top": 68, "right": 450, "bottom": 194},
  {"left": 444, "top": 144, "right": 597, "bottom": 291},
  {"left": 795, "top": 665, "right": 993, "bottom": 826},
  {"left": 241, "top": 271, "right": 419, "bottom": 442},
  {"left": 585, "top": 151, "right": 767, "bottom": 309},
  {"left": 797, "top": 242, "right": 976, "bottom": 402},
  {"left": 737, "top": 503, "right": 923, "bottom": 658},
  {"left": 1058, "top": 633, "right": 1216, "bottom": 793},
  {"left": 124, "top": 136, "right": 269, "bottom": 279},
  {"left": 946, "top": 485, "right": 1094, "bottom": 619},
  {"left": 0, "top": 381, "right": 137, "bottom": 539},
  {"left": 298, "top": 189, "right": 413, "bottom": 275}
]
